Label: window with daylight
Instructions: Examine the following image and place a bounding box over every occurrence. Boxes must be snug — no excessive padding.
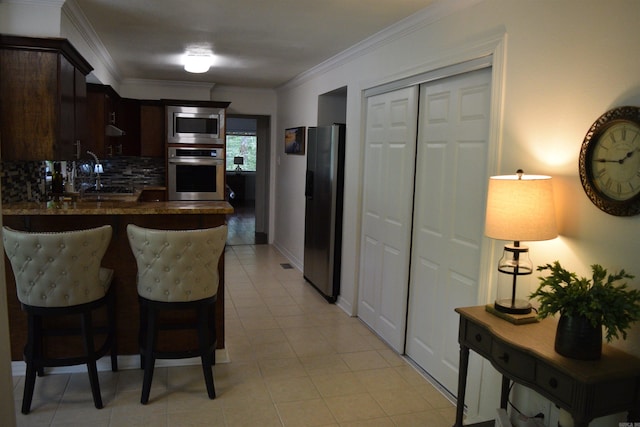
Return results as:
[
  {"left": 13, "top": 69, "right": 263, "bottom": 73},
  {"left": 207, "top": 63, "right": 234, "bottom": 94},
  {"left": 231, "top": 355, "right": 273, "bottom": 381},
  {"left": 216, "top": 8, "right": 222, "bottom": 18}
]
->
[{"left": 225, "top": 132, "right": 257, "bottom": 172}]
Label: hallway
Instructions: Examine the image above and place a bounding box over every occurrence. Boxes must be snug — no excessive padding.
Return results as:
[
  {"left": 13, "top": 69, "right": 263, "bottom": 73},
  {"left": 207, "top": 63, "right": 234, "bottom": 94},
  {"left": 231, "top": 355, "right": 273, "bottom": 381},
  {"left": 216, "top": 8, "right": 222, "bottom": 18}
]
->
[
  {"left": 11, "top": 243, "right": 456, "bottom": 426},
  {"left": 226, "top": 200, "right": 257, "bottom": 246}
]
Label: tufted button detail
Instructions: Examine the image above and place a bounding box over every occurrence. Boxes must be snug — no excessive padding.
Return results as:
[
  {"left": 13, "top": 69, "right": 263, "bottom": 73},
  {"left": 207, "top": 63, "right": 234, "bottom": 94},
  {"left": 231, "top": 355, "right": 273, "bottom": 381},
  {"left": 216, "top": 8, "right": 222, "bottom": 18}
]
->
[
  {"left": 41, "top": 294, "right": 46, "bottom": 300},
  {"left": 50, "top": 283, "right": 56, "bottom": 289},
  {"left": 164, "top": 290, "right": 170, "bottom": 295},
  {"left": 146, "top": 287, "right": 152, "bottom": 293}
]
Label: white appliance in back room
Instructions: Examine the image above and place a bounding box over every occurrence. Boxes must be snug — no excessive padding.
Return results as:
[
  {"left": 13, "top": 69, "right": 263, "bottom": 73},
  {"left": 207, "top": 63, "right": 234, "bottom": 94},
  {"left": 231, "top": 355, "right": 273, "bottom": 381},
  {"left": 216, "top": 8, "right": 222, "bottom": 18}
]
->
[{"left": 303, "top": 124, "right": 346, "bottom": 302}]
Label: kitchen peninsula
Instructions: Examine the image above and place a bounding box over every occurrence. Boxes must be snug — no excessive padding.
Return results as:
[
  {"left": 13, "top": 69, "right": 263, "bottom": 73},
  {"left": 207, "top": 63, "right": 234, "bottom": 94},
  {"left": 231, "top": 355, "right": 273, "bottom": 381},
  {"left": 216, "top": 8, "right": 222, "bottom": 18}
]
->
[{"left": 2, "top": 198, "right": 233, "bottom": 361}]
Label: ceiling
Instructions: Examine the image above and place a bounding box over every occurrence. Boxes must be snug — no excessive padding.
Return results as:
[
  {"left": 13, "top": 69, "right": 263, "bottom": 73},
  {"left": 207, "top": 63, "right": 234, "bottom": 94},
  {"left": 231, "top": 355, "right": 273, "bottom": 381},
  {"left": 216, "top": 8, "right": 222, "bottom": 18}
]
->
[{"left": 74, "top": 0, "right": 438, "bottom": 88}]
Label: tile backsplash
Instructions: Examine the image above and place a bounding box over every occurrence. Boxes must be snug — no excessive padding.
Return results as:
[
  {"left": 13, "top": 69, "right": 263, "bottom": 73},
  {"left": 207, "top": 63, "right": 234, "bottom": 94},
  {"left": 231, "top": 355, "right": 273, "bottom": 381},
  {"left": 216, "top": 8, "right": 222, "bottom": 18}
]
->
[{"left": 1, "top": 156, "right": 165, "bottom": 203}]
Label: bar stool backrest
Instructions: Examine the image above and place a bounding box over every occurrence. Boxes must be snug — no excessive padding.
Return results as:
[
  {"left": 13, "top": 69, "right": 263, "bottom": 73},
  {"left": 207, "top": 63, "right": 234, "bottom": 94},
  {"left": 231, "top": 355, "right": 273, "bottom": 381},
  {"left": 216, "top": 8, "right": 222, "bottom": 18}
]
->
[
  {"left": 126, "top": 224, "right": 227, "bottom": 303},
  {"left": 2, "top": 226, "right": 112, "bottom": 308}
]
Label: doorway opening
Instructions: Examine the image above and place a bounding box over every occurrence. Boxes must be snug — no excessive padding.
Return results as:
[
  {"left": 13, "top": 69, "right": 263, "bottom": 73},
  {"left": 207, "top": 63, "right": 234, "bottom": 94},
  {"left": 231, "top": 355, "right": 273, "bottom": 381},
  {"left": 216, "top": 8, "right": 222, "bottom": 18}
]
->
[{"left": 226, "top": 114, "right": 270, "bottom": 245}]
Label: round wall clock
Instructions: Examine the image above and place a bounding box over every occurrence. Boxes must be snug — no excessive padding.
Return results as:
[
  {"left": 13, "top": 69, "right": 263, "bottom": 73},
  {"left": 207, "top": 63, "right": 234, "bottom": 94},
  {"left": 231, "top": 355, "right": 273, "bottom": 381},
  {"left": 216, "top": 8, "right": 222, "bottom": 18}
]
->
[{"left": 578, "top": 106, "right": 640, "bottom": 216}]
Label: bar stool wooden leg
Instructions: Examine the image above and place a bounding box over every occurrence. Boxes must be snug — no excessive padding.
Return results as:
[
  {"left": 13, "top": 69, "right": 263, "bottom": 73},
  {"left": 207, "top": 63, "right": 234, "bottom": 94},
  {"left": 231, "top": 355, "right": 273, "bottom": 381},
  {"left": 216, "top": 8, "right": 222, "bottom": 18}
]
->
[
  {"left": 141, "top": 303, "right": 157, "bottom": 405},
  {"left": 81, "top": 312, "right": 103, "bottom": 409},
  {"left": 197, "top": 304, "right": 216, "bottom": 399}
]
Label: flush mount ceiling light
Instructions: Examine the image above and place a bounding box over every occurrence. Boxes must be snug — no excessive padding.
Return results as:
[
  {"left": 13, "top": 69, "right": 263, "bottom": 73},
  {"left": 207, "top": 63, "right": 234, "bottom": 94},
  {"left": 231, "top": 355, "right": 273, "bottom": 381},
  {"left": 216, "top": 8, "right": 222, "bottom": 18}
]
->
[{"left": 184, "top": 54, "right": 213, "bottom": 73}]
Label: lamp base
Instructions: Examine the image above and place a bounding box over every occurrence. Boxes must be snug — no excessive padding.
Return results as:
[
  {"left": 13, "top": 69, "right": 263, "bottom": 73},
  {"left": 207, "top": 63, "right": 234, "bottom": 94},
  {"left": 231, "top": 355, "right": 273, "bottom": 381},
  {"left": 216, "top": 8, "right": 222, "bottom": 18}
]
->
[{"left": 494, "top": 299, "right": 532, "bottom": 315}]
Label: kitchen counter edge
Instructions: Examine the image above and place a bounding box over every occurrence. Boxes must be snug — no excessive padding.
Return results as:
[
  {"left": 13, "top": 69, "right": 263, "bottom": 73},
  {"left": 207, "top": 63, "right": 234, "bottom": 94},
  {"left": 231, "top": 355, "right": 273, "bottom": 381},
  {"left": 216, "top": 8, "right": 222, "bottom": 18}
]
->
[{"left": 2, "top": 200, "right": 234, "bottom": 215}]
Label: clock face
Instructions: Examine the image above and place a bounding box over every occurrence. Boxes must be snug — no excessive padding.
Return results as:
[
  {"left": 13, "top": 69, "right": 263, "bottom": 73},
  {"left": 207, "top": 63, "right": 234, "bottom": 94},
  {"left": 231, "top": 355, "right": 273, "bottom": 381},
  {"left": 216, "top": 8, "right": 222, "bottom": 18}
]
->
[
  {"left": 579, "top": 106, "right": 640, "bottom": 216},
  {"left": 590, "top": 121, "right": 640, "bottom": 201}
]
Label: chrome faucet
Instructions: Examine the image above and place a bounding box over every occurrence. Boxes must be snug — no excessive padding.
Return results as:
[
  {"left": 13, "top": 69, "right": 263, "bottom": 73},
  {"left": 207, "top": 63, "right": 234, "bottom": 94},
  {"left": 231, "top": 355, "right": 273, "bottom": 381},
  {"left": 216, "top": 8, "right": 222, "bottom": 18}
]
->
[{"left": 86, "top": 151, "right": 103, "bottom": 190}]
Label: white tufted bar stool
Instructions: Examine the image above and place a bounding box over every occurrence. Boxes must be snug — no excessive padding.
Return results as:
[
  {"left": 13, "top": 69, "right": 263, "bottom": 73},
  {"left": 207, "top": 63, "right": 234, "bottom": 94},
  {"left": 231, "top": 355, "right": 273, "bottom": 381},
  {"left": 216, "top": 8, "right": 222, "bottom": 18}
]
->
[
  {"left": 126, "top": 224, "right": 227, "bottom": 404},
  {"left": 2, "top": 225, "right": 117, "bottom": 414}
]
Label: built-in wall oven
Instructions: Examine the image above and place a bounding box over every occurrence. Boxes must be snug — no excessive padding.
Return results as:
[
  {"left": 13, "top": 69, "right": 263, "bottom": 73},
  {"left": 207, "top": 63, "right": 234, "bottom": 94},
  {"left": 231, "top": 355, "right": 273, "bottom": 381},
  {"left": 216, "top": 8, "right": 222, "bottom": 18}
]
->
[{"left": 168, "top": 146, "right": 225, "bottom": 201}]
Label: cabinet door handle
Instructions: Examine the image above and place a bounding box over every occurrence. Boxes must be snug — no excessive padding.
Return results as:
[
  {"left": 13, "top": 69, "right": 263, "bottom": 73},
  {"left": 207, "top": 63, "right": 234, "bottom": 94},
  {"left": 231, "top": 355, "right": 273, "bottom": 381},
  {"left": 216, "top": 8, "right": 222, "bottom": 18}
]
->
[
  {"left": 475, "top": 334, "right": 482, "bottom": 343},
  {"left": 498, "top": 353, "right": 509, "bottom": 363},
  {"left": 75, "top": 140, "right": 81, "bottom": 159},
  {"left": 549, "top": 378, "right": 558, "bottom": 388}
]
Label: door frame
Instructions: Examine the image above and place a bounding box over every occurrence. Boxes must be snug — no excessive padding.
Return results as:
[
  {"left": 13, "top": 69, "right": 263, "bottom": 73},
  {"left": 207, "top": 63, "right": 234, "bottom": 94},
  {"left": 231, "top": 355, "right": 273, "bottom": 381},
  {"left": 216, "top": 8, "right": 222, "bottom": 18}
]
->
[
  {"left": 226, "top": 114, "right": 271, "bottom": 243},
  {"left": 356, "top": 30, "right": 507, "bottom": 424}
]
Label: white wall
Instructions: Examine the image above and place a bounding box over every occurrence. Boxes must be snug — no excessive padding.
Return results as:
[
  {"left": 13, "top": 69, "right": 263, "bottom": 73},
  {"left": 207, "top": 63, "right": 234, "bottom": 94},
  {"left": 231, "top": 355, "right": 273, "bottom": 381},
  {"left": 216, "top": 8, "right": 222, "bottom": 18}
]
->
[
  {"left": 274, "top": 0, "right": 640, "bottom": 423},
  {"left": 0, "top": 1, "right": 62, "bottom": 37}
]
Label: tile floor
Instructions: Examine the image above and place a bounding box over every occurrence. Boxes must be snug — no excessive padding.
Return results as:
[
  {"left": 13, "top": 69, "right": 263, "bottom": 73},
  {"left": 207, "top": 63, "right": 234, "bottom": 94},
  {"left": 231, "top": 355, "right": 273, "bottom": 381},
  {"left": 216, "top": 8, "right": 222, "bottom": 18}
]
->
[
  {"left": 226, "top": 201, "right": 256, "bottom": 246},
  {"left": 11, "top": 244, "right": 456, "bottom": 427}
]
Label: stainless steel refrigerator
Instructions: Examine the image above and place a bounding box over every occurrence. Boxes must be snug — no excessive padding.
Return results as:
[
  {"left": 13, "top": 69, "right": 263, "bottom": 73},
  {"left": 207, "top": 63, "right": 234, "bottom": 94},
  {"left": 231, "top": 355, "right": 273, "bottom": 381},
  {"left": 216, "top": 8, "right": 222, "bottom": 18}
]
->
[{"left": 303, "top": 124, "right": 346, "bottom": 302}]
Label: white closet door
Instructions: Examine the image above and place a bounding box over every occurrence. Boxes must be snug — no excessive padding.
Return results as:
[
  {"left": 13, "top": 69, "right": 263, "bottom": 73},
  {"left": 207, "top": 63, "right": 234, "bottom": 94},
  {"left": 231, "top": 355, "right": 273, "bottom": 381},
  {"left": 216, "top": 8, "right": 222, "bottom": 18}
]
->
[
  {"left": 405, "top": 68, "right": 492, "bottom": 394},
  {"left": 358, "top": 87, "right": 418, "bottom": 352}
]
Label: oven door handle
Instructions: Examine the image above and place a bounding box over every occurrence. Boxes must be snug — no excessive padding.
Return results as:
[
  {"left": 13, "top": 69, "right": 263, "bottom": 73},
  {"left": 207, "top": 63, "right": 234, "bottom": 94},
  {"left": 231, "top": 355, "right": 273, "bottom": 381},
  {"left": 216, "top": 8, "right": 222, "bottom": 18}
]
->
[{"left": 168, "top": 158, "right": 224, "bottom": 165}]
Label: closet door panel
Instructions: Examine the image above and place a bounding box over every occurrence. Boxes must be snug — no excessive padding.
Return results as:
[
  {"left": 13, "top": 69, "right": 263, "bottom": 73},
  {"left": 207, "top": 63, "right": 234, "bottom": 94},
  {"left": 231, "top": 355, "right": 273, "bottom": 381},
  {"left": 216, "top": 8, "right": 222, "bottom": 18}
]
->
[
  {"left": 358, "top": 87, "right": 418, "bottom": 351},
  {"left": 406, "top": 68, "right": 492, "bottom": 394}
]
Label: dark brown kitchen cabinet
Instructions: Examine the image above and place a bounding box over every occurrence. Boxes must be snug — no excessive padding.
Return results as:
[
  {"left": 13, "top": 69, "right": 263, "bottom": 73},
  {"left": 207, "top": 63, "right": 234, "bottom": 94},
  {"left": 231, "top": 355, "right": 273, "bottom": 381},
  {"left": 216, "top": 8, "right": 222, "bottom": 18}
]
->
[
  {"left": 117, "top": 98, "right": 141, "bottom": 156},
  {"left": 0, "top": 35, "right": 93, "bottom": 160},
  {"left": 87, "top": 84, "right": 142, "bottom": 157},
  {"left": 140, "top": 101, "right": 165, "bottom": 157},
  {"left": 86, "top": 83, "right": 118, "bottom": 158}
]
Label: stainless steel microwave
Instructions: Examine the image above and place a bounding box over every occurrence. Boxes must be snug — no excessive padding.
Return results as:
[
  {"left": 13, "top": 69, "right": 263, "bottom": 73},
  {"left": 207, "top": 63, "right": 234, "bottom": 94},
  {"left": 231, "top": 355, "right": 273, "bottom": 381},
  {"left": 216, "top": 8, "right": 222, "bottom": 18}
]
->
[{"left": 166, "top": 105, "right": 225, "bottom": 145}]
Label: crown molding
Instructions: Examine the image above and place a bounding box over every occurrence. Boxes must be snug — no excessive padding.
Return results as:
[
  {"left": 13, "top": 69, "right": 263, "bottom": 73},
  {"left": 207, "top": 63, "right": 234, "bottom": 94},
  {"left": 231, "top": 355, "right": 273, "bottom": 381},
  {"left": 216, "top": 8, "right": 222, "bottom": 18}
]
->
[
  {"left": 62, "top": 0, "right": 121, "bottom": 82},
  {"left": 121, "top": 78, "right": 216, "bottom": 90},
  {"left": 1, "top": 0, "right": 65, "bottom": 6},
  {"left": 278, "top": 0, "right": 482, "bottom": 91}
]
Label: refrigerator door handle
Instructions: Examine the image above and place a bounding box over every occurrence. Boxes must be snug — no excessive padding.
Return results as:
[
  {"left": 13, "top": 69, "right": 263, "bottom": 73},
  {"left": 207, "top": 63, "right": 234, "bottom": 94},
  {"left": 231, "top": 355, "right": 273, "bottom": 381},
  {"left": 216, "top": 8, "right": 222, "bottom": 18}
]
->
[{"left": 305, "top": 170, "right": 314, "bottom": 199}]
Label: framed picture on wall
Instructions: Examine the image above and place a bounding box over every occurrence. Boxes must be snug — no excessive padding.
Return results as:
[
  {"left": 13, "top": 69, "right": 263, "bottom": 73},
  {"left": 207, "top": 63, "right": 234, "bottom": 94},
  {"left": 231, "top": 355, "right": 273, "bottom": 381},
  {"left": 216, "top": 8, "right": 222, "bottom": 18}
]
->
[{"left": 285, "top": 126, "right": 306, "bottom": 155}]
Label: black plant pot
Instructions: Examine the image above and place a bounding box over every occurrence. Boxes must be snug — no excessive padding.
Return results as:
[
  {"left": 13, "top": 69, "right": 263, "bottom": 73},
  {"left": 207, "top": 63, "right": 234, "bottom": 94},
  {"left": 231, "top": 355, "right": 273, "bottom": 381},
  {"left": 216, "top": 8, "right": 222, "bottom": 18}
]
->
[{"left": 554, "top": 314, "right": 602, "bottom": 360}]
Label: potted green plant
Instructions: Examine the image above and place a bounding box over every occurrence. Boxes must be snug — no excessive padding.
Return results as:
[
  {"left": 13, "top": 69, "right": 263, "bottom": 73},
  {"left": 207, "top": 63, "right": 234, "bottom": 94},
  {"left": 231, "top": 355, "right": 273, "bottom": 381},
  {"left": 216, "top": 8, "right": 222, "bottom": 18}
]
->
[{"left": 530, "top": 261, "right": 640, "bottom": 360}]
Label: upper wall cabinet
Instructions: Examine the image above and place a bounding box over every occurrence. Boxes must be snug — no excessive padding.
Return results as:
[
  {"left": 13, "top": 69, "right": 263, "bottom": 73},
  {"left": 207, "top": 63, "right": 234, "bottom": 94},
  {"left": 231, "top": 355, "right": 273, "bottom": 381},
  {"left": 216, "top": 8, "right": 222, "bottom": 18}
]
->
[
  {"left": 87, "top": 84, "right": 141, "bottom": 157},
  {"left": 0, "top": 35, "right": 93, "bottom": 161},
  {"left": 140, "top": 100, "right": 165, "bottom": 158}
]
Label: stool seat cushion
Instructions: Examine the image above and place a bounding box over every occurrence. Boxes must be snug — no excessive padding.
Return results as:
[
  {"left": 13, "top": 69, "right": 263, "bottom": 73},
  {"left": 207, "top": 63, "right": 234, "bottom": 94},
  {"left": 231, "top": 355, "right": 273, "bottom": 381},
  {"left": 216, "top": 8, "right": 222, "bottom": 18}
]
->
[
  {"left": 127, "top": 224, "right": 227, "bottom": 303},
  {"left": 3, "top": 226, "right": 112, "bottom": 307}
]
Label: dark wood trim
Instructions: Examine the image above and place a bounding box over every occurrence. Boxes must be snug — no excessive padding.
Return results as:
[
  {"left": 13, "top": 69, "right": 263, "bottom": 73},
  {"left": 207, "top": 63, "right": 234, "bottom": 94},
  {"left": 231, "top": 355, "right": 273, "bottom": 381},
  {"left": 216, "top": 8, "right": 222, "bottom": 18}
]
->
[
  {"left": 161, "top": 99, "right": 231, "bottom": 109},
  {"left": 0, "top": 34, "right": 93, "bottom": 75}
]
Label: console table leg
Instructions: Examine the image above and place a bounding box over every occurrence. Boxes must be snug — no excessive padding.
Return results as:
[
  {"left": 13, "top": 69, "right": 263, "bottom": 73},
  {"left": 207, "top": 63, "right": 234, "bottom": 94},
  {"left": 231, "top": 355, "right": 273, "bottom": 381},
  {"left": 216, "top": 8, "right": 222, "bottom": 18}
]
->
[
  {"left": 500, "top": 376, "right": 509, "bottom": 409},
  {"left": 454, "top": 344, "right": 470, "bottom": 427}
]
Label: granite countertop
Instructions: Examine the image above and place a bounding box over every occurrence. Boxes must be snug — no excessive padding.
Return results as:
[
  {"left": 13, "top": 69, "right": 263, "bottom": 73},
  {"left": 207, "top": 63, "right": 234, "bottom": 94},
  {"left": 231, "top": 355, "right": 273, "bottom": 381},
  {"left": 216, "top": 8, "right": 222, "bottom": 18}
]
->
[{"left": 3, "top": 200, "right": 234, "bottom": 215}]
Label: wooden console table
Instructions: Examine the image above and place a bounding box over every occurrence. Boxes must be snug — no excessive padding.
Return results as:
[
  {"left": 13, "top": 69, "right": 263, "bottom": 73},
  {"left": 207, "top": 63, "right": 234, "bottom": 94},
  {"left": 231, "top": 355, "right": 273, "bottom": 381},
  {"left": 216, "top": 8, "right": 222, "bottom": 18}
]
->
[{"left": 454, "top": 306, "right": 640, "bottom": 427}]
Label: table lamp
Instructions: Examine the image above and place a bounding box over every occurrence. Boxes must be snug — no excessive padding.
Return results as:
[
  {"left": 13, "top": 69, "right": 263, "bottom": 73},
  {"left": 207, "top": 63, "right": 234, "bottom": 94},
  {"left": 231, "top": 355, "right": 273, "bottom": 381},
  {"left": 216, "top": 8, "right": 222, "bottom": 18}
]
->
[
  {"left": 484, "top": 169, "right": 557, "bottom": 314},
  {"left": 234, "top": 156, "right": 244, "bottom": 172}
]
